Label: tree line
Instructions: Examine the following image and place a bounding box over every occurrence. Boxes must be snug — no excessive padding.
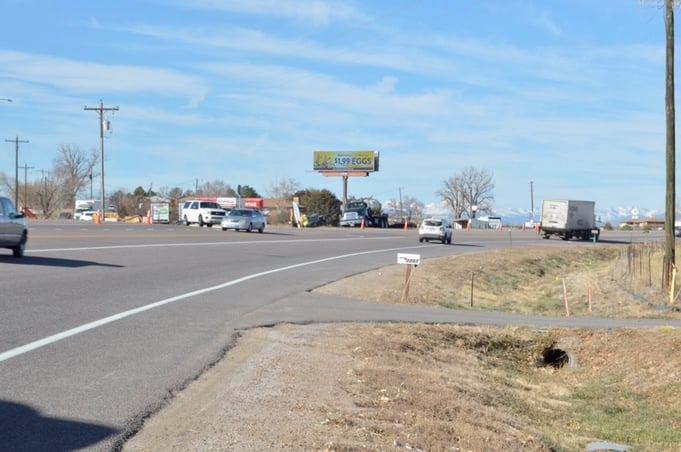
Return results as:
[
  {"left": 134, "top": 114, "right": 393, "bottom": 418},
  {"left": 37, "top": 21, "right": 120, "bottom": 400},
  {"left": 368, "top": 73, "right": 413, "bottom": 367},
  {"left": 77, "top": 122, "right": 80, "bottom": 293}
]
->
[{"left": 0, "top": 144, "right": 495, "bottom": 225}]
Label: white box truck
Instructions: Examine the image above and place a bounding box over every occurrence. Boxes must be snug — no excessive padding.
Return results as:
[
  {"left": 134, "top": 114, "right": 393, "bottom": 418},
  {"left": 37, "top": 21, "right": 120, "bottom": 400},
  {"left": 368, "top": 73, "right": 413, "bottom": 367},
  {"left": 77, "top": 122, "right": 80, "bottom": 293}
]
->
[{"left": 539, "top": 199, "right": 600, "bottom": 241}]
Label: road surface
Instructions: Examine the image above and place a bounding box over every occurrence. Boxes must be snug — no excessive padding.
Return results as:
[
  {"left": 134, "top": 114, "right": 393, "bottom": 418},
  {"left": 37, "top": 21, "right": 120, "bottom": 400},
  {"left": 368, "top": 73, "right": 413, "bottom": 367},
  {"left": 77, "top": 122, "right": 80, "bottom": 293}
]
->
[{"left": 0, "top": 221, "right": 671, "bottom": 451}]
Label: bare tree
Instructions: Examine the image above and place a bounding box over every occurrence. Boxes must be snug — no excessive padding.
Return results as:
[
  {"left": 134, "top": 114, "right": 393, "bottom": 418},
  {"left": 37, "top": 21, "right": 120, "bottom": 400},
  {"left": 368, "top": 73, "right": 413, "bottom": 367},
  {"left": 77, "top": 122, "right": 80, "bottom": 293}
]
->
[
  {"left": 197, "top": 179, "right": 236, "bottom": 197},
  {"left": 401, "top": 195, "right": 424, "bottom": 224},
  {"left": 52, "top": 144, "right": 99, "bottom": 209},
  {"left": 267, "top": 177, "right": 301, "bottom": 224},
  {"left": 267, "top": 177, "right": 301, "bottom": 201},
  {"left": 0, "top": 171, "right": 13, "bottom": 199},
  {"left": 34, "top": 174, "right": 60, "bottom": 218},
  {"left": 438, "top": 167, "right": 495, "bottom": 219}
]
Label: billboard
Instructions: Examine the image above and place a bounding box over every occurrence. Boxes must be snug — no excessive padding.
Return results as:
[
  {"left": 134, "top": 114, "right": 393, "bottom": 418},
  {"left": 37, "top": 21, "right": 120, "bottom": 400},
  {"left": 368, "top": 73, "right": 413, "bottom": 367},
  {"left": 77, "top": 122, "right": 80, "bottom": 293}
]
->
[{"left": 313, "top": 150, "right": 377, "bottom": 172}]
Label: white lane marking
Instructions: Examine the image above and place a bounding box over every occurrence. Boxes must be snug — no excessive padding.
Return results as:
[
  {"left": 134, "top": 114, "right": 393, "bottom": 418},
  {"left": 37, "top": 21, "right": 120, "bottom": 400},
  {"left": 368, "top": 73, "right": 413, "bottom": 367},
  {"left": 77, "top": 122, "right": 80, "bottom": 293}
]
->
[
  {"left": 0, "top": 244, "right": 424, "bottom": 363},
  {"left": 26, "top": 236, "right": 404, "bottom": 253}
]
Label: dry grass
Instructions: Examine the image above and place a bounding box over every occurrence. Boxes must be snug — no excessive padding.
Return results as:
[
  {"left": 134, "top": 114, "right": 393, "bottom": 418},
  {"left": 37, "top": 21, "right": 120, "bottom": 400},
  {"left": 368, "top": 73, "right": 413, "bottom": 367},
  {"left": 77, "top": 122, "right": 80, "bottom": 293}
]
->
[
  {"left": 312, "top": 244, "right": 681, "bottom": 451},
  {"left": 317, "top": 244, "right": 681, "bottom": 319},
  {"left": 316, "top": 323, "right": 681, "bottom": 451}
]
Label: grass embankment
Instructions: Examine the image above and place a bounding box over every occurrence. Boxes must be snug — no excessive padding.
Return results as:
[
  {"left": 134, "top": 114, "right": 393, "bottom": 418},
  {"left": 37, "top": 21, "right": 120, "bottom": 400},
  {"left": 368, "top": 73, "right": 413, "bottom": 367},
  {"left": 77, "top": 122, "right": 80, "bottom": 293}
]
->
[
  {"left": 330, "top": 323, "right": 681, "bottom": 451},
  {"left": 316, "top": 245, "right": 681, "bottom": 451}
]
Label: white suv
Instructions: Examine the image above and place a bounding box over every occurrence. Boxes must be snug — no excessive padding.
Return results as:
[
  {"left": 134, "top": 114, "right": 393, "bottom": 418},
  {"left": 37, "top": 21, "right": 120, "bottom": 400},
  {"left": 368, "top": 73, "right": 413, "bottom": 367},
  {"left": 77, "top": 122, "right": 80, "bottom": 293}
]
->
[
  {"left": 418, "top": 218, "right": 452, "bottom": 244},
  {"left": 181, "top": 200, "right": 228, "bottom": 227}
]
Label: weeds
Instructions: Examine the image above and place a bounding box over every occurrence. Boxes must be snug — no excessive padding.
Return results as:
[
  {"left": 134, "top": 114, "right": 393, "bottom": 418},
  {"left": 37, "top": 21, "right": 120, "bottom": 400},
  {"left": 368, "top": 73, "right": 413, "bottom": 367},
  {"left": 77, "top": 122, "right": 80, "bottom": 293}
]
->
[{"left": 342, "top": 324, "right": 681, "bottom": 451}]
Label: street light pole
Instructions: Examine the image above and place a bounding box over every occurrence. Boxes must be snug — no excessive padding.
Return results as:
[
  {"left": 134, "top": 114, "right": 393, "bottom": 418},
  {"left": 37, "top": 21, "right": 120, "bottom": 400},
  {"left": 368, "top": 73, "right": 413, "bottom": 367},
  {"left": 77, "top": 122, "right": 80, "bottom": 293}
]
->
[{"left": 84, "top": 100, "right": 119, "bottom": 223}]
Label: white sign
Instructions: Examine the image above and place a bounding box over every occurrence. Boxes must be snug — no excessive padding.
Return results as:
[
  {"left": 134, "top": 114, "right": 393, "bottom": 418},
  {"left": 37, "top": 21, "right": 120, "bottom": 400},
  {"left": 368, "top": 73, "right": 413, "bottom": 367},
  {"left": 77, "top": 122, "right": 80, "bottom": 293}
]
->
[
  {"left": 292, "top": 201, "right": 302, "bottom": 227},
  {"left": 397, "top": 253, "right": 421, "bottom": 265}
]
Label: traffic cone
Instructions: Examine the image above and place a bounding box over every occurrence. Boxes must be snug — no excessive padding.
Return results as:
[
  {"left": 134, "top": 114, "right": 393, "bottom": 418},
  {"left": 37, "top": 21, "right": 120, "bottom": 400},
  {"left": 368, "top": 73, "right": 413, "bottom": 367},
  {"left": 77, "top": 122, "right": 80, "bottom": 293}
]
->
[
  {"left": 403, "top": 220, "right": 408, "bottom": 231},
  {"left": 360, "top": 218, "right": 365, "bottom": 229}
]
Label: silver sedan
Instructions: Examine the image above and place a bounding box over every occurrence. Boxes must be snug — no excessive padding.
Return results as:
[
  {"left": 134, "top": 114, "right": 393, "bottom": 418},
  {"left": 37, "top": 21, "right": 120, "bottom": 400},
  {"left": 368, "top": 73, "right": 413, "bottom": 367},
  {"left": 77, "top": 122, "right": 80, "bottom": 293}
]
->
[
  {"left": 221, "top": 208, "right": 266, "bottom": 233},
  {"left": 0, "top": 196, "right": 28, "bottom": 257}
]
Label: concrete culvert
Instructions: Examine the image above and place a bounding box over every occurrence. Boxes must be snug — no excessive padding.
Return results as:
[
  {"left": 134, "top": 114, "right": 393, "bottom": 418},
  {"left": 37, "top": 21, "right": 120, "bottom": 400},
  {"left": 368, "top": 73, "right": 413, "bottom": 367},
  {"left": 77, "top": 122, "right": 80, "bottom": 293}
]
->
[{"left": 542, "top": 347, "right": 570, "bottom": 368}]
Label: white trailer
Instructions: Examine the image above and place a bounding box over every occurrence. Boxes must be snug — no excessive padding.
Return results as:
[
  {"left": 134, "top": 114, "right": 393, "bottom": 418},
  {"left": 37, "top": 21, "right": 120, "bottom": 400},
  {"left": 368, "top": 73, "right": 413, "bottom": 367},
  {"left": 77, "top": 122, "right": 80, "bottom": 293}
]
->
[
  {"left": 539, "top": 199, "right": 600, "bottom": 241},
  {"left": 150, "top": 202, "right": 170, "bottom": 224}
]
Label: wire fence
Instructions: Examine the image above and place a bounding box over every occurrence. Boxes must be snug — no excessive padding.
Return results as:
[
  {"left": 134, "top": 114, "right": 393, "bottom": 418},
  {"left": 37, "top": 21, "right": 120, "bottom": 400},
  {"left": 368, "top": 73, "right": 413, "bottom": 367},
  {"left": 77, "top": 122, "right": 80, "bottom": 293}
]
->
[{"left": 609, "top": 241, "right": 680, "bottom": 306}]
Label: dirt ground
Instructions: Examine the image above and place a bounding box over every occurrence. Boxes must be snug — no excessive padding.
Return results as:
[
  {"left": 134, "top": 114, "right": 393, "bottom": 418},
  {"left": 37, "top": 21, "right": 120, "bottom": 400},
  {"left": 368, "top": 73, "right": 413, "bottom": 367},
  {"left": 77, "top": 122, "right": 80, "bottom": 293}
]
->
[{"left": 122, "top": 246, "right": 681, "bottom": 451}]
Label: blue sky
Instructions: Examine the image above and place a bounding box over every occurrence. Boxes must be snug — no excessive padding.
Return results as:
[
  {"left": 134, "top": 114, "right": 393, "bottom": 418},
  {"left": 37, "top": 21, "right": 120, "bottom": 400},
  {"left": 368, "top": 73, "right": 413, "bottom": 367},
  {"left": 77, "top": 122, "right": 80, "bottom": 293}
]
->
[{"left": 0, "top": 0, "right": 672, "bottom": 212}]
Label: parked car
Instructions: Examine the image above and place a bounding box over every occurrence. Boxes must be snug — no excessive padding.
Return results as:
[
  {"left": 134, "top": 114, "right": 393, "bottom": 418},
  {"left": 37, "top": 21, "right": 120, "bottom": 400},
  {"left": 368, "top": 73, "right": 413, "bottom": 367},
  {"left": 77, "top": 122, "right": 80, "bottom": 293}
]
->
[
  {"left": 0, "top": 196, "right": 28, "bottom": 257},
  {"left": 221, "top": 208, "right": 266, "bottom": 233},
  {"left": 78, "top": 211, "right": 96, "bottom": 221},
  {"left": 418, "top": 218, "right": 452, "bottom": 244},
  {"left": 306, "top": 213, "right": 326, "bottom": 227}
]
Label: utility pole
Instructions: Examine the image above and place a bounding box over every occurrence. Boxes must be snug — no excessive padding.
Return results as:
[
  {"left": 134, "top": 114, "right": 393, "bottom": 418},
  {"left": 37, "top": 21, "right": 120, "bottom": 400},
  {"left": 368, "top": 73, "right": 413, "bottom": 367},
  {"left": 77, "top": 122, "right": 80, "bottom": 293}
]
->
[
  {"left": 84, "top": 100, "right": 118, "bottom": 223},
  {"left": 20, "top": 164, "right": 34, "bottom": 209},
  {"left": 5, "top": 136, "right": 29, "bottom": 208}
]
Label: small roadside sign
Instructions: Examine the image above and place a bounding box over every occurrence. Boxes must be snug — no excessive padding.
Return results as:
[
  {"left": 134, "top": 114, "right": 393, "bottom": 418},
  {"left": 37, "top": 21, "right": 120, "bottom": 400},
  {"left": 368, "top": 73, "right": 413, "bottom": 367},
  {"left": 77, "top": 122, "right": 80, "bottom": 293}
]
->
[{"left": 397, "top": 253, "right": 421, "bottom": 266}]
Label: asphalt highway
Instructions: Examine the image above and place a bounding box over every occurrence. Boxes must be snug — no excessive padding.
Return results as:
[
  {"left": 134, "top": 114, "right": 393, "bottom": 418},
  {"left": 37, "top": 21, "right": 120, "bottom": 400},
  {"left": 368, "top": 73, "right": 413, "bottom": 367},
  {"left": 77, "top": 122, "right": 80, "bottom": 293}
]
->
[{"left": 0, "top": 221, "right": 675, "bottom": 451}]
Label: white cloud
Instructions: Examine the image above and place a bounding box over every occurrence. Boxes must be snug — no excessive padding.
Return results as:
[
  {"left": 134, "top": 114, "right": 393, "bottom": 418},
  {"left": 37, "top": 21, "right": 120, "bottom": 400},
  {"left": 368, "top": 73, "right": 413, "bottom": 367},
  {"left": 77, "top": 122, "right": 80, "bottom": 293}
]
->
[
  {"left": 0, "top": 50, "right": 206, "bottom": 98},
  {"left": 176, "top": 0, "right": 370, "bottom": 26}
]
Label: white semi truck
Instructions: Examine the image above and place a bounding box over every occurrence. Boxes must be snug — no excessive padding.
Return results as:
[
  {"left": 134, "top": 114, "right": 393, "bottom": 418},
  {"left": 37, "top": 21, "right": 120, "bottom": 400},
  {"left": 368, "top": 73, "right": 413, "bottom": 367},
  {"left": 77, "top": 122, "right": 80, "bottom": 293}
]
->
[{"left": 539, "top": 199, "right": 600, "bottom": 241}]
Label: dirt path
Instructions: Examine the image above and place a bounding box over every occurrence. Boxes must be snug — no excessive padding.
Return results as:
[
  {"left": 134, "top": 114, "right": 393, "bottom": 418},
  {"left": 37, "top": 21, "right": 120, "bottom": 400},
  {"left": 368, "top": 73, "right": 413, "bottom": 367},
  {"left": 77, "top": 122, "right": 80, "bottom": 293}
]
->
[{"left": 122, "top": 323, "right": 361, "bottom": 451}]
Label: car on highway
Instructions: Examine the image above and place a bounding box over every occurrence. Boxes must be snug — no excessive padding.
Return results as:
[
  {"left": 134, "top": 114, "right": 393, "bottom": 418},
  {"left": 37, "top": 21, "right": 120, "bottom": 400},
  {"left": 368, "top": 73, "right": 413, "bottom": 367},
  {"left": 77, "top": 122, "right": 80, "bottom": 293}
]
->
[
  {"left": 0, "top": 196, "right": 28, "bottom": 257},
  {"left": 221, "top": 208, "right": 266, "bottom": 233},
  {"left": 78, "top": 210, "right": 96, "bottom": 221},
  {"left": 418, "top": 217, "right": 452, "bottom": 244},
  {"left": 182, "top": 200, "right": 228, "bottom": 227}
]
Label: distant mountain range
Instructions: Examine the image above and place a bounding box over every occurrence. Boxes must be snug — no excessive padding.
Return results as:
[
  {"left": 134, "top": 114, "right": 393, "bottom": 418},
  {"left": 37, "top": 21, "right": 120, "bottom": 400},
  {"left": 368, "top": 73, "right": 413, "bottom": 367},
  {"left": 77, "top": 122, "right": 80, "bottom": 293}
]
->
[
  {"left": 417, "top": 202, "right": 665, "bottom": 226},
  {"left": 491, "top": 207, "right": 664, "bottom": 226}
]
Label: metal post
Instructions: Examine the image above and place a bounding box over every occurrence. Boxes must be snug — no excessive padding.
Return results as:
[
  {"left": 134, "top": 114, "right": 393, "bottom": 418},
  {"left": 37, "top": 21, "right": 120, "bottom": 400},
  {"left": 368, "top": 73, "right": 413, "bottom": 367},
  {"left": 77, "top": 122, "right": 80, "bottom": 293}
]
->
[{"left": 342, "top": 174, "right": 348, "bottom": 211}]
